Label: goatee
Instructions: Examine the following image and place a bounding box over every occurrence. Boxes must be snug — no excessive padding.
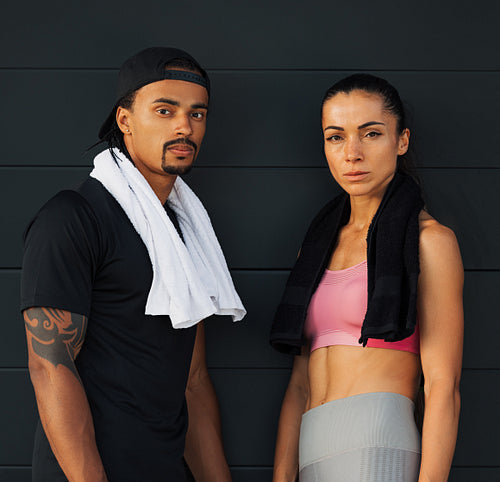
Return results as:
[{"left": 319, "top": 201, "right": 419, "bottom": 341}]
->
[{"left": 161, "top": 163, "right": 193, "bottom": 175}]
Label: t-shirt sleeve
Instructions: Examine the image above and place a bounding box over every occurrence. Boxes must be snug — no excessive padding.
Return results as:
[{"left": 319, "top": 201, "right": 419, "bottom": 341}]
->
[{"left": 20, "top": 190, "right": 101, "bottom": 317}]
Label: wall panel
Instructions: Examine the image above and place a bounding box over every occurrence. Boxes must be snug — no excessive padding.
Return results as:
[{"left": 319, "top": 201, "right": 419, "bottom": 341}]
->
[
  {"left": 0, "top": 270, "right": 27, "bottom": 367},
  {"left": 0, "top": 371, "right": 37, "bottom": 465},
  {"left": 1, "top": 1, "right": 498, "bottom": 70},
  {"left": 1, "top": 71, "right": 499, "bottom": 169},
  {"left": 419, "top": 170, "right": 500, "bottom": 270},
  {"left": 1, "top": 466, "right": 499, "bottom": 482},
  {"left": 5, "top": 268, "right": 499, "bottom": 370},
  {"left": 462, "top": 272, "right": 500, "bottom": 369},
  {"left": 0, "top": 167, "right": 90, "bottom": 267},
  {"left": 231, "top": 468, "right": 273, "bottom": 482},
  {"left": 231, "top": 468, "right": 500, "bottom": 482},
  {"left": 2, "top": 168, "right": 498, "bottom": 269},
  {"left": 449, "top": 468, "right": 500, "bottom": 481},
  {"left": 454, "top": 370, "right": 500, "bottom": 466},
  {"left": 2, "top": 0, "right": 497, "bottom": 477},
  {"left": 205, "top": 271, "right": 291, "bottom": 369},
  {"left": 0, "top": 469, "right": 31, "bottom": 482},
  {"left": 2, "top": 368, "right": 498, "bottom": 471}
]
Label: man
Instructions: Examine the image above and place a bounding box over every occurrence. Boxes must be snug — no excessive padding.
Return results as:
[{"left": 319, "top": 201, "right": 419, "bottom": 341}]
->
[{"left": 21, "top": 47, "right": 245, "bottom": 482}]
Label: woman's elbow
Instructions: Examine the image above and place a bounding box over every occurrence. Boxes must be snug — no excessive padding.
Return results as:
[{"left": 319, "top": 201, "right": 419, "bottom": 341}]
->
[{"left": 424, "top": 376, "right": 461, "bottom": 411}]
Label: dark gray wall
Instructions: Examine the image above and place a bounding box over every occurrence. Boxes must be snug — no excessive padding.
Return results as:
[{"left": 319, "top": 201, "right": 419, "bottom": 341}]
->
[{"left": 1, "top": 1, "right": 499, "bottom": 480}]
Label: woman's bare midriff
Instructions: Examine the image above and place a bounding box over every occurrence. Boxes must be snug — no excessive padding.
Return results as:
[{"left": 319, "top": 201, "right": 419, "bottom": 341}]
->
[{"left": 306, "top": 345, "right": 421, "bottom": 411}]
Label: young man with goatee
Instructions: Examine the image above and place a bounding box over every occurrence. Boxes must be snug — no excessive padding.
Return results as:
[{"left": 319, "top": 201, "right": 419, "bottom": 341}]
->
[{"left": 21, "top": 47, "right": 245, "bottom": 482}]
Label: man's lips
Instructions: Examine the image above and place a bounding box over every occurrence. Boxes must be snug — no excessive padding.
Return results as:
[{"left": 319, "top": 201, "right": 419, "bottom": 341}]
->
[
  {"left": 162, "top": 138, "right": 198, "bottom": 160},
  {"left": 168, "top": 145, "right": 194, "bottom": 153}
]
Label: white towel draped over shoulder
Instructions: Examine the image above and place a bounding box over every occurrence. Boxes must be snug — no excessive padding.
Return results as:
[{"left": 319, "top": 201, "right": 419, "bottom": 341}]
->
[{"left": 90, "top": 148, "right": 246, "bottom": 328}]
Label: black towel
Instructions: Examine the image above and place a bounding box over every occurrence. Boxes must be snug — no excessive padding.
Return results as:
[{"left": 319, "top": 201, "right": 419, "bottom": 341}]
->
[{"left": 270, "top": 173, "right": 424, "bottom": 355}]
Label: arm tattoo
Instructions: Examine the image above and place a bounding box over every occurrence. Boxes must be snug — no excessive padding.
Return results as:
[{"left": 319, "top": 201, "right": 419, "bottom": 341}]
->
[{"left": 24, "top": 308, "right": 87, "bottom": 380}]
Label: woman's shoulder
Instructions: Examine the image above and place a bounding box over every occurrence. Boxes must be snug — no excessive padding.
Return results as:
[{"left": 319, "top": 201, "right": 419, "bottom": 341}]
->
[
  {"left": 419, "top": 210, "right": 457, "bottom": 245},
  {"left": 418, "top": 210, "right": 462, "bottom": 272}
]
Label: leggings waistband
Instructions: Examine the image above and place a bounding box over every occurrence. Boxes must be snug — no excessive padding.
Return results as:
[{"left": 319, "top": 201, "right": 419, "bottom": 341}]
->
[{"left": 299, "top": 392, "right": 421, "bottom": 472}]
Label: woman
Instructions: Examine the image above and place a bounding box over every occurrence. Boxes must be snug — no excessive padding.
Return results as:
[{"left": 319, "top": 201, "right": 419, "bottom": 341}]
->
[{"left": 270, "top": 74, "right": 463, "bottom": 481}]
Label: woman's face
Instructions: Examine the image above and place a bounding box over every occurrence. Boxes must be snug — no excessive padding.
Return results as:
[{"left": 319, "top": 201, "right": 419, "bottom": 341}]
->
[{"left": 321, "top": 90, "right": 409, "bottom": 200}]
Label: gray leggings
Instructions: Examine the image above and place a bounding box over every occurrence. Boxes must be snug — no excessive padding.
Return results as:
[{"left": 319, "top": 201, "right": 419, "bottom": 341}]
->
[{"left": 299, "top": 392, "right": 421, "bottom": 482}]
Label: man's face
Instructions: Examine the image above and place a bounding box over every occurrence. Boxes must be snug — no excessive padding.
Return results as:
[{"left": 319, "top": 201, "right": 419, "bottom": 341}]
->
[{"left": 118, "top": 76, "right": 208, "bottom": 183}]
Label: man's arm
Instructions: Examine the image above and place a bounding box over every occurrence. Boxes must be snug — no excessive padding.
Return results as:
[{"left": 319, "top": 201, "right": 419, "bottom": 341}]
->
[
  {"left": 184, "top": 322, "right": 232, "bottom": 482},
  {"left": 24, "top": 307, "right": 108, "bottom": 482},
  {"left": 273, "top": 349, "right": 309, "bottom": 482}
]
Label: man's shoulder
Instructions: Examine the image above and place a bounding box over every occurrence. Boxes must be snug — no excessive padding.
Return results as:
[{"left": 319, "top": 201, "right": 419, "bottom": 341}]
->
[
  {"left": 24, "top": 178, "right": 105, "bottom": 240},
  {"left": 75, "top": 176, "right": 111, "bottom": 207},
  {"left": 36, "top": 187, "right": 90, "bottom": 220},
  {"left": 38, "top": 177, "right": 114, "bottom": 222}
]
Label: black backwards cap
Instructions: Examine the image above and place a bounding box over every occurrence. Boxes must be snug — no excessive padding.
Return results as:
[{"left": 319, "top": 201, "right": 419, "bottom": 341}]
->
[{"left": 98, "top": 47, "right": 210, "bottom": 140}]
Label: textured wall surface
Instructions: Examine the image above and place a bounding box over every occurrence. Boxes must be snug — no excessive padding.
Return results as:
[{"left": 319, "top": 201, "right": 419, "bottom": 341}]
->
[{"left": 1, "top": 1, "right": 499, "bottom": 480}]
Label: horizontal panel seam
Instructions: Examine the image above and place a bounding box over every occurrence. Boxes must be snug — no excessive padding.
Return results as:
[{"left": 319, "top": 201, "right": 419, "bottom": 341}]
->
[
  {"left": 5, "top": 367, "right": 500, "bottom": 372},
  {"left": 1, "top": 465, "right": 499, "bottom": 468},
  {"left": 2, "top": 166, "right": 500, "bottom": 170},
  {"left": 3, "top": 268, "right": 500, "bottom": 272},
  {"left": 1, "top": 68, "right": 500, "bottom": 73}
]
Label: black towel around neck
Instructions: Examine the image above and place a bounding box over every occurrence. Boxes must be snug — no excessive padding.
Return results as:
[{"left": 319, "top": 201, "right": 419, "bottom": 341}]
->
[{"left": 270, "top": 173, "right": 424, "bottom": 356}]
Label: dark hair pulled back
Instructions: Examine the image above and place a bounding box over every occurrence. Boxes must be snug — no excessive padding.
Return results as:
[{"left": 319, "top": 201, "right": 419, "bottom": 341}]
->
[{"left": 322, "top": 73, "right": 418, "bottom": 182}]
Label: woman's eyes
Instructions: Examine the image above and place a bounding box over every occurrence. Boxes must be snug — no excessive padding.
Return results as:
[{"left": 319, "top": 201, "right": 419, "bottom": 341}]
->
[
  {"left": 327, "top": 134, "right": 343, "bottom": 142},
  {"left": 326, "top": 132, "right": 381, "bottom": 141}
]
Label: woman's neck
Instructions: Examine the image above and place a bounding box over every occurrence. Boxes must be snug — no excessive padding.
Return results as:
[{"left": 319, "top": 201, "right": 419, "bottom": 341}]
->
[{"left": 348, "top": 193, "right": 384, "bottom": 231}]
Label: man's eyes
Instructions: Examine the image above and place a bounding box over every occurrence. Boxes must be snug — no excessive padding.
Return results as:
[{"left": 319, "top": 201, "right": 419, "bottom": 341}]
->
[{"left": 155, "top": 109, "right": 205, "bottom": 119}]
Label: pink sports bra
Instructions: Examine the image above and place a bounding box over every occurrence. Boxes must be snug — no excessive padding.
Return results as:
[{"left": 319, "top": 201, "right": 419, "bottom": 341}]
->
[{"left": 304, "top": 260, "right": 420, "bottom": 354}]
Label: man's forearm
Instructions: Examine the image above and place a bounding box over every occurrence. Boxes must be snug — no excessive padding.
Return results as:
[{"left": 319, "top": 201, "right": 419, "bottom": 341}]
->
[
  {"left": 30, "top": 364, "right": 108, "bottom": 482},
  {"left": 184, "top": 372, "right": 231, "bottom": 482},
  {"left": 273, "top": 383, "right": 308, "bottom": 482},
  {"left": 24, "top": 308, "right": 107, "bottom": 482}
]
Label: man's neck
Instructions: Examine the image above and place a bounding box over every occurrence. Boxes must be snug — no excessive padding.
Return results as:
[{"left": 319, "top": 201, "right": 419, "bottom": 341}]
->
[
  {"left": 147, "top": 175, "right": 177, "bottom": 205},
  {"left": 116, "top": 144, "right": 177, "bottom": 204}
]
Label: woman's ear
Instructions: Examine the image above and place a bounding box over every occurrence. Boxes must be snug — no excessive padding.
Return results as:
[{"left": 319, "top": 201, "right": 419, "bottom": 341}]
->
[{"left": 398, "top": 128, "right": 410, "bottom": 156}]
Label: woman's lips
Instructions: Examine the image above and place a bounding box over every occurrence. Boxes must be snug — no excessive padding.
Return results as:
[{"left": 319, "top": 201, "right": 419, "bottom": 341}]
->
[{"left": 344, "top": 171, "right": 369, "bottom": 181}]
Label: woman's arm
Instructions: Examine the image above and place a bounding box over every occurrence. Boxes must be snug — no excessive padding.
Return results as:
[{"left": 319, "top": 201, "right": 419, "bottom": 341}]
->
[
  {"left": 273, "top": 348, "right": 310, "bottom": 482},
  {"left": 417, "top": 220, "right": 464, "bottom": 482}
]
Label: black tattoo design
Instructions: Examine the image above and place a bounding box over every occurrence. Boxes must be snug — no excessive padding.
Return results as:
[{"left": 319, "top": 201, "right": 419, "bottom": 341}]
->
[{"left": 24, "top": 308, "right": 87, "bottom": 380}]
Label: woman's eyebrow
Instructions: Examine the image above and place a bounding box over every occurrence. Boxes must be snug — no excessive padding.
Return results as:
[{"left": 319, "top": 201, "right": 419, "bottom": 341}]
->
[
  {"left": 358, "top": 121, "right": 385, "bottom": 129},
  {"left": 324, "top": 121, "right": 385, "bottom": 132}
]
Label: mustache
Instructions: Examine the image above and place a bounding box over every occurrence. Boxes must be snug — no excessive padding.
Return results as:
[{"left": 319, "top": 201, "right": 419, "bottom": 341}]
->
[{"left": 162, "top": 138, "right": 198, "bottom": 157}]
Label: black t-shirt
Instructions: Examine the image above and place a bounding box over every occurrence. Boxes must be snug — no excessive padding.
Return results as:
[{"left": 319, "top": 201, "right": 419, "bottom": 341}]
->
[{"left": 21, "top": 177, "right": 197, "bottom": 482}]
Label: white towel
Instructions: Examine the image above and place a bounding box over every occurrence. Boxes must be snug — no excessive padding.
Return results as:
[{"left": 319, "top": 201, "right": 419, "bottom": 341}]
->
[{"left": 90, "top": 148, "right": 246, "bottom": 328}]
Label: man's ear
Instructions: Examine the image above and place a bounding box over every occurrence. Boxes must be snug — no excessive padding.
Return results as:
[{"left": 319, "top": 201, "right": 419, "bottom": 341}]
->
[{"left": 116, "top": 106, "right": 132, "bottom": 135}]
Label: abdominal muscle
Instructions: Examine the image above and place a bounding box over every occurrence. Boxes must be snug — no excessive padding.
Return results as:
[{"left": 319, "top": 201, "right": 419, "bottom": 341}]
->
[{"left": 306, "top": 344, "right": 421, "bottom": 411}]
